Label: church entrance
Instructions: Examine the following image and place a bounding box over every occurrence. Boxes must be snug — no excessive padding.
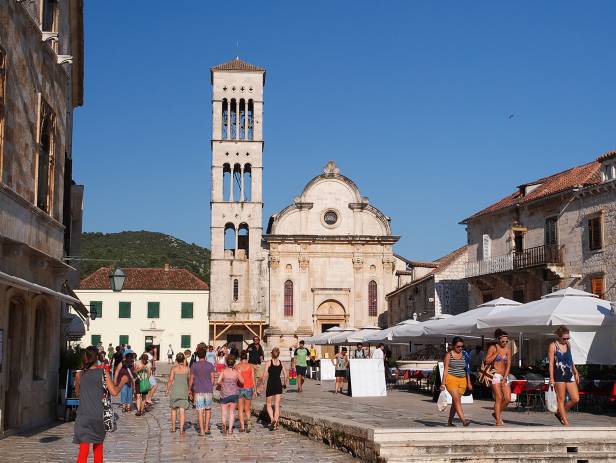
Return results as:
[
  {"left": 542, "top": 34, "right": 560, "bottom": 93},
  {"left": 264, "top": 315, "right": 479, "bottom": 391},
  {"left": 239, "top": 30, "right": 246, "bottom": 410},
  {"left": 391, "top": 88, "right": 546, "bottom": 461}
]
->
[{"left": 315, "top": 300, "right": 347, "bottom": 360}]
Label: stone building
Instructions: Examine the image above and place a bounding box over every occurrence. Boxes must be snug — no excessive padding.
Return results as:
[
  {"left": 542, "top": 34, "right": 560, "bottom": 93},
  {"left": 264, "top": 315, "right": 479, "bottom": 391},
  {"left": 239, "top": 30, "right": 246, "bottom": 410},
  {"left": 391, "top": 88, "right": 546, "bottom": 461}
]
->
[
  {"left": 0, "top": 0, "right": 84, "bottom": 433},
  {"left": 462, "top": 150, "right": 616, "bottom": 308},
  {"left": 208, "top": 58, "right": 268, "bottom": 345},
  {"left": 76, "top": 265, "right": 209, "bottom": 356},
  {"left": 264, "top": 160, "right": 401, "bottom": 353},
  {"left": 386, "top": 246, "right": 469, "bottom": 326},
  {"left": 208, "top": 59, "right": 407, "bottom": 352}
]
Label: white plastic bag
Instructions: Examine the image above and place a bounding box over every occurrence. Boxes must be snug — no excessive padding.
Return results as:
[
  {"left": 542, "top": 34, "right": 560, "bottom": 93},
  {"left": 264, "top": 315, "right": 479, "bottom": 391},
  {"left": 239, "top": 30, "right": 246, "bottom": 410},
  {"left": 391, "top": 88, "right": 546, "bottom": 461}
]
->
[
  {"left": 546, "top": 385, "right": 558, "bottom": 413},
  {"left": 437, "top": 390, "right": 449, "bottom": 412}
]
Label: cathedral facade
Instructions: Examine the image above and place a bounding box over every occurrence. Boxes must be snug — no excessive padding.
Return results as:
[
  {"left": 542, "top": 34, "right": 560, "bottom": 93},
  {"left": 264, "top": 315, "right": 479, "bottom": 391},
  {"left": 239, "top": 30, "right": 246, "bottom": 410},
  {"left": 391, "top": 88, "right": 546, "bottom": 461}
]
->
[{"left": 209, "top": 59, "right": 406, "bottom": 351}]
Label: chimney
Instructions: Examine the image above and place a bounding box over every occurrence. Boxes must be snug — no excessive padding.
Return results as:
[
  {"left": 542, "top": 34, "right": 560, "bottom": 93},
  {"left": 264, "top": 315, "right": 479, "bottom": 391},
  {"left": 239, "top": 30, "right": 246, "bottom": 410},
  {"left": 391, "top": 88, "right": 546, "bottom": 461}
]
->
[{"left": 164, "top": 263, "right": 170, "bottom": 271}]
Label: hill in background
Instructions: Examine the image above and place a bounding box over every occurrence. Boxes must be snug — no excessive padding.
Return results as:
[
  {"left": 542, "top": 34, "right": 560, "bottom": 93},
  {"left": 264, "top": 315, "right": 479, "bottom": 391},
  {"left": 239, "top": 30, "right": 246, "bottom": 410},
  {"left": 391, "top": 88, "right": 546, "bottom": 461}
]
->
[{"left": 79, "top": 231, "right": 210, "bottom": 284}]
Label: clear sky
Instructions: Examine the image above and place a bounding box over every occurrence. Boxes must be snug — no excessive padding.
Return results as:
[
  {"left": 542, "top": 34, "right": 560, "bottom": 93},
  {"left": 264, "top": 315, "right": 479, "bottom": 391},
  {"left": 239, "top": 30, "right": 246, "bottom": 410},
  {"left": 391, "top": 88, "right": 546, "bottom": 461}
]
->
[{"left": 73, "top": 1, "right": 616, "bottom": 261}]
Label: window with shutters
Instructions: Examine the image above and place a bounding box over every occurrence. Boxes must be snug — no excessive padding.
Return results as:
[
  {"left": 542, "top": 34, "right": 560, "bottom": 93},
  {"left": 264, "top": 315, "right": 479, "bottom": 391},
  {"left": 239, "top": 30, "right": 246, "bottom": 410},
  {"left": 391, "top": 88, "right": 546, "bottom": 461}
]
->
[
  {"left": 233, "top": 279, "right": 239, "bottom": 302},
  {"left": 544, "top": 216, "right": 558, "bottom": 246},
  {"left": 147, "top": 302, "right": 160, "bottom": 319},
  {"left": 91, "top": 334, "right": 101, "bottom": 346},
  {"left": 118, "top": 302, "right": 131, "bottom": 318},
  {"left": 181, "top": 302, "right": 193, "bottom": 319},
  {"left": 37, "top": 100, "right": 55, "bottom": 214},
  {"left": 368, "top": 281, "right": 377, "bottom": 317},
  {"left": 119, "top": 335, "right": 129, "bottom": 345},
  {"left": 591, "top": 276, "right": 604, "bottom": 298},
  {"left": 90, "top": 301, "right": 102, "bottom": 319},
  {"left": 284, "top": 280, "right": 293, "bottom": 317},
  {"left": 181, "top": 335, "right": 191, "bottom": 349},
  {"left": 588, "top": 216, "right": 603, "bottom": 251}
]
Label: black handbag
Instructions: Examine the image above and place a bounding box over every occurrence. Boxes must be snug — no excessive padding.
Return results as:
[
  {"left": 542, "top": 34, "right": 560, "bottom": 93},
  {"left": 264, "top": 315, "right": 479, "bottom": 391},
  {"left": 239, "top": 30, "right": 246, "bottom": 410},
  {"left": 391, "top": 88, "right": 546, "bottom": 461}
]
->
[{"left": 101, "top": 370, "right": 117, "bottom": 432}]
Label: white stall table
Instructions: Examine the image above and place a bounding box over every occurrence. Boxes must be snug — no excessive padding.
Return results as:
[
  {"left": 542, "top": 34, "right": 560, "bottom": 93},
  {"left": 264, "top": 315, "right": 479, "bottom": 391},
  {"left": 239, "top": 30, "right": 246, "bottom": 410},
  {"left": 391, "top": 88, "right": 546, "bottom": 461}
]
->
[
  {"left": 319, "top": 358, "right": 336, "bottom": 381},
  {"left": 350, "top": 359, "right": 386, "bottom": 397}
]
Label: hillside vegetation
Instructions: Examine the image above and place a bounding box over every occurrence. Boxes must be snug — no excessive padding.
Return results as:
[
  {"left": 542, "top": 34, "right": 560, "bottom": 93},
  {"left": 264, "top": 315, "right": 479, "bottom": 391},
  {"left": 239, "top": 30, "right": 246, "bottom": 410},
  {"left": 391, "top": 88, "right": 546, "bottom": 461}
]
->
[{"left": 80, "top": 231, "right": 210, "bottom": 283}]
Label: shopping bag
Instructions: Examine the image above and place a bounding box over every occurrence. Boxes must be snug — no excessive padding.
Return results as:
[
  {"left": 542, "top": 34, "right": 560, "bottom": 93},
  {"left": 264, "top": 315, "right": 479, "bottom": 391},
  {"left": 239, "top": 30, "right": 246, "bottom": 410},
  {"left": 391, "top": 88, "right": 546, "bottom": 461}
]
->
[
  {"left": 289, "top": 369, "right": 297, "bottom": 385},
  {"left": 437, "top": 390, "right": 449, "bottom": 412},
  {"left": 477, "top": 361, "right": 496, "bottom": 387},
  {"left": 546, "top": 385, "right": 558, "bottom": 413}
]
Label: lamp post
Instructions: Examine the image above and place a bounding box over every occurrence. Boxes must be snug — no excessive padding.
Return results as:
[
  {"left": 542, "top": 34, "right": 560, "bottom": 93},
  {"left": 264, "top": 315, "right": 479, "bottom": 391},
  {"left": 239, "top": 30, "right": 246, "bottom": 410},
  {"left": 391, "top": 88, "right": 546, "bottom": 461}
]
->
[{"left": 109, "top": 268, "right": 126, "bottom": 292}]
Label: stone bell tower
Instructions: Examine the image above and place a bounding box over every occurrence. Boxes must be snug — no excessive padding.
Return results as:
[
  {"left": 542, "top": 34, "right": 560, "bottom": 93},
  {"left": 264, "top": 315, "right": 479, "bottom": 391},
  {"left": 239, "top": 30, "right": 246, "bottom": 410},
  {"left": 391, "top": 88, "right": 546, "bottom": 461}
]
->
[{"left": 209, "top": 58, "right": 267, "bottom": 345}]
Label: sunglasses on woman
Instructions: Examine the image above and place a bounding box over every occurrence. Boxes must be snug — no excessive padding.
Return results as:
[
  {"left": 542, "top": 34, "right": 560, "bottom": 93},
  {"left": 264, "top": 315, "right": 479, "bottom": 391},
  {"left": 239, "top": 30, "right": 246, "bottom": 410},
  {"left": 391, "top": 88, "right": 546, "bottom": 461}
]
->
[{"left": 454, "top": 344, "right": 464, "bottom": 348}]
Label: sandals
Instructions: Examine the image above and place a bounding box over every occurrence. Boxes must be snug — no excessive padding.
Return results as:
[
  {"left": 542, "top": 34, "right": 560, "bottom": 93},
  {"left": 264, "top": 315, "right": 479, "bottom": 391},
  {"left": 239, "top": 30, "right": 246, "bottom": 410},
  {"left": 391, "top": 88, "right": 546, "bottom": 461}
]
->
[
  {"left": 447, "top": 422, "right": 456, "bottom": 427},
  {"left": 170, "top": 428, "right": 176, "bottom": 433},
  {"left": 463, "top": 419, "right": 471, "bottom": 427},
  {"left": 555, "top": 413, "right": 566, "bottom": 425}
]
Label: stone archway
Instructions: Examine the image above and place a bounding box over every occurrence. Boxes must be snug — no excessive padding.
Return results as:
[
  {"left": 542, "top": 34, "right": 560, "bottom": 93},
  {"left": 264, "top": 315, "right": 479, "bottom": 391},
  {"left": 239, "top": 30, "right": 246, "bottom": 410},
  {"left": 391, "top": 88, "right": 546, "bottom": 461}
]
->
[{"left": 314, "top": 300, "right": 347, "bottom": 359}]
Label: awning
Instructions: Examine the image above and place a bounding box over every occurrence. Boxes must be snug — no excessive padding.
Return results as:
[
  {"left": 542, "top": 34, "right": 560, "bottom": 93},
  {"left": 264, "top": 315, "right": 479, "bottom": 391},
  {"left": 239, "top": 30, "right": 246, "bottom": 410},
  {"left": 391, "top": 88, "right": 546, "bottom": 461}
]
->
[{"left": 0, "top": 270, "right": 89, "bottom": 319}]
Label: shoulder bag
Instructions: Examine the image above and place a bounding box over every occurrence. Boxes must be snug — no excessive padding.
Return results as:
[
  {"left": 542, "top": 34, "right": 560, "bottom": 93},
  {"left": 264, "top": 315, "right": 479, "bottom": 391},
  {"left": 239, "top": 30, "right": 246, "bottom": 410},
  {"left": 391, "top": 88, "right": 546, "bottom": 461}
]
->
[
  {"left": 477, "top": 360, "right": 496, "bottom": 388},
  {"left": 101, "top": 370, "right": 117, "bottom": 432}
]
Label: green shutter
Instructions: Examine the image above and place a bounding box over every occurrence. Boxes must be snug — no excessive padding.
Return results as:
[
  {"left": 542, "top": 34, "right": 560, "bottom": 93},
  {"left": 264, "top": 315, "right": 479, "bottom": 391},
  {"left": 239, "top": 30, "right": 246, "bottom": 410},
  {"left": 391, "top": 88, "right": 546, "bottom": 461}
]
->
[
  {"left": 181, "top": 335, "right": 191, "bottom": 349},
  {"left": 91, "top": 334, "right": 101, "bottom": 346},
  {"left": 147, "top": 302, "right": 160, "bottom": 318},
  {"left": 181, "top": 302, "right": 193, "bottom": 319},
  {"left": 119, "top": 335, "right": 129, "bottom": 345},
  {"left": 90, "top": 301, "right": 102, "bottom": 318},
  {"left": 119, "top": 301, "right": 131, "bottom": 318}
]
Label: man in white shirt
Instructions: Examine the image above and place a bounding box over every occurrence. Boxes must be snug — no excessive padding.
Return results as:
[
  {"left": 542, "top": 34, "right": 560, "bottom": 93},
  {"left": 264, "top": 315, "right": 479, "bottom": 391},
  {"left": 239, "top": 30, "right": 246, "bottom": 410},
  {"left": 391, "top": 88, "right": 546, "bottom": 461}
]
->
[{"left": 372, "top": 343, "right": 385, "bottom": 360}]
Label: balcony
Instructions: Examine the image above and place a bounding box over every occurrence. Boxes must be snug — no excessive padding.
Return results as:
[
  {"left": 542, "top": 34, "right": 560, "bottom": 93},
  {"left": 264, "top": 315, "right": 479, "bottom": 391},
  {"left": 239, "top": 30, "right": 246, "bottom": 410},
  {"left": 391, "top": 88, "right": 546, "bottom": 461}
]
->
[{"left": 465, "top": 245, "right": 564, "bottom": 278}]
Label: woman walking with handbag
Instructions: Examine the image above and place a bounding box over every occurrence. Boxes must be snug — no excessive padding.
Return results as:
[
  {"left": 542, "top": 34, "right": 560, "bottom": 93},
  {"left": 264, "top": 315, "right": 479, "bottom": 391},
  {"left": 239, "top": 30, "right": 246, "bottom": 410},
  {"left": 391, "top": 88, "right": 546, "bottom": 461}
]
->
[
  {"left": 484, "top": 329, "right": 512, "bottom": 426},
  {"left": 166, "top": 352, "right": 191, "bottom": 434},
  {"left": 134, "top": 354, "right": 151, "bottom": 416},
  {"left": 548, "top": 325, "right": 580, "bottom": 426},
  {"left": 440, "top": 337, "right": 472, "bottom": 426},
  {"left": 74, "top": 346, "right": 129, "bottom": 463}
]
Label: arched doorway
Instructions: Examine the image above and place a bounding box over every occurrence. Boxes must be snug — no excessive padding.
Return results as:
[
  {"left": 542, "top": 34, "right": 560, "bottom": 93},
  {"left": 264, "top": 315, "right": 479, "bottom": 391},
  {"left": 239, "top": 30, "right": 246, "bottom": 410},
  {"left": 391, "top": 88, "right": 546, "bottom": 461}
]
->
[{"left": 314, "top": 300, "right": 347, "bottom": 359}]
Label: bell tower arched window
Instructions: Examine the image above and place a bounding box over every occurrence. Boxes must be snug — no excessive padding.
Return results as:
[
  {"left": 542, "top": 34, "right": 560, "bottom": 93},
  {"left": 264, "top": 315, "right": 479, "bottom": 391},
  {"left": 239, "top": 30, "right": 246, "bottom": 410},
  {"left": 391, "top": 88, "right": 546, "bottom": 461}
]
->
[
  {"left": 368, "top": 280, "right": 377, "bottom": 317},
  {"left": 284, "top": 280, "right": 293, "bottom": 317}
]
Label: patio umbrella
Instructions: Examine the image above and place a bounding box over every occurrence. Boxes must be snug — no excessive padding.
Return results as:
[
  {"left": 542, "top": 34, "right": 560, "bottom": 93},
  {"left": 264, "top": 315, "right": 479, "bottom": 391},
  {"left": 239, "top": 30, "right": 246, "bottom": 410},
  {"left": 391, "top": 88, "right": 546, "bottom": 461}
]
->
[
  {"left": 423, "top": 297, "right": 521, "bottom": 337},
  {"left": 311, "top": 326, "right": 357, "bottom": 345},
  {"left": 328, "top": 326, "right": 381, "bottom": 345},
  {"left": 303, "top": 326, "right": 344, "bottom": 344},
  {"left": 476, "top": 288, "right": 614, "bottom": 332},
  {"left": 476, "top": 288, "right": 616, "bottom": 365},
  {"left": 362, "top": 319, "right": 420, "bottom": 343},
  {"left": 390, "top": 315, "right": 454, "bottom": 343}
]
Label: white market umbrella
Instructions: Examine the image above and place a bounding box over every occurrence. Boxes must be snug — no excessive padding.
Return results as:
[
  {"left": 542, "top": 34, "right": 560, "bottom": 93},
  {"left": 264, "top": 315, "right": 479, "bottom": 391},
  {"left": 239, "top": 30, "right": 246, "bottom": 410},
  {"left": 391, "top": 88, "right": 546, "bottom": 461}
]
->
[
  {"left": 328, "top": 326, "right": 381, "bottom": 345},
  {"left": 311, "top": 326, "right": 357, "bottom": 346},
  {"left": 423, "top": 298, "right": 521, "bottom": 337},
  {"left": 476, "top": 288, "right": 616, "bottom": 366},
  {"left": 362, "top": 319, "right": 420, "bottom": 343},
  {"left": 476, "top": 288, "right": 614, "bottom": 332},
  {"left": 390, "top": 314, "right": 454, "bottom": 342},
  {"left": 303, "top": 326, "right": 344, "bottom": 344}
]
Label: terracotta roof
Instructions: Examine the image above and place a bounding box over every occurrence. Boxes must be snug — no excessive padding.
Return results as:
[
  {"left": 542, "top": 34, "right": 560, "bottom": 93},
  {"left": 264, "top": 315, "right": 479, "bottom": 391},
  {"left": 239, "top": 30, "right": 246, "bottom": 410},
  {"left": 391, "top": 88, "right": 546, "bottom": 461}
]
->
[
  {"left": 597, "top": 150, "right": 616, "bottom": 162},
  {"left": 462, "top": 161, "right": 601, "bottom": 222},
  {"left": 211, "top": 57, "right": 265, "bottom": 72},
  {"left": 394, "top": 254, "right": 438, "bottom": 268},
  {"left": 79, "top": 267, "right": 209, "bottom": 291}
]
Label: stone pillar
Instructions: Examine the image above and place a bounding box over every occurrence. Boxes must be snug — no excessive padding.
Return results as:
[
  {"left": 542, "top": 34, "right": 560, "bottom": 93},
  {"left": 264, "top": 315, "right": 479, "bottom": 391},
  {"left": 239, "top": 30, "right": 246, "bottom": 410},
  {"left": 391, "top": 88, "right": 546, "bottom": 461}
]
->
[
  {"left": 236, "top": 99, "right": 240, "bottom": 140},
  {"left": 240, "top": 165, "right": 244, "bottom": 202},
  {"left": 227, "top": 100, "right": 231, "bottom": 140}
]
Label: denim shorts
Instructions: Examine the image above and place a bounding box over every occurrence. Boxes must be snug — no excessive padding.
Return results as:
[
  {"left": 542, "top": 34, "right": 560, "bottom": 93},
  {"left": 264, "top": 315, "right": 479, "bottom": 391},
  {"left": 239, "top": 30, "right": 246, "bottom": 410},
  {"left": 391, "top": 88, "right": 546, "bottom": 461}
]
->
[
  {"left": 194, "top": 392, "right": 213, "bottom": 410},
  {"left": 120, "top": 384, "right": 132, "bottom": 404},
  {"left": 239, "top": 388, "right": 254, "bottom": 400},
  {"left": 220, "top": 394, "right": 239, "bottom": 404}
]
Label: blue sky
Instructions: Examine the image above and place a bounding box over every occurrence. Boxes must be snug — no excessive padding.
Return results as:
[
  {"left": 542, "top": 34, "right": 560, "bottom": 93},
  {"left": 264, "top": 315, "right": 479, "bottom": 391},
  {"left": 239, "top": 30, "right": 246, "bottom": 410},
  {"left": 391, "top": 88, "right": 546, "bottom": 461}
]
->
[{"left": 73, "top": 1, "right": 616, "bottom": 261}]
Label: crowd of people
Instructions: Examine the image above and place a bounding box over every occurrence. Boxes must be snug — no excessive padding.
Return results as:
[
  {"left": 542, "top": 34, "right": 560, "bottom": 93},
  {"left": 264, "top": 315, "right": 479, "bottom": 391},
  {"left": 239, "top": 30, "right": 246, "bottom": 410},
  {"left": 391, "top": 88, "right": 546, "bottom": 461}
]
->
[{"left": 441, "top": 325, "right": 580, "bottom": 427}]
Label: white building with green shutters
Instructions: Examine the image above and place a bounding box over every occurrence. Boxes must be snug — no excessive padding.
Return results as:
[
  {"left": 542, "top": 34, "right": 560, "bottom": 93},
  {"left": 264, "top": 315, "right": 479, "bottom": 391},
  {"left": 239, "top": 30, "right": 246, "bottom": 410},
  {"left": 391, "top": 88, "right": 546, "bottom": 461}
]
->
[{"left": 75, "top": 265, "right": 209, "bottom": 356}]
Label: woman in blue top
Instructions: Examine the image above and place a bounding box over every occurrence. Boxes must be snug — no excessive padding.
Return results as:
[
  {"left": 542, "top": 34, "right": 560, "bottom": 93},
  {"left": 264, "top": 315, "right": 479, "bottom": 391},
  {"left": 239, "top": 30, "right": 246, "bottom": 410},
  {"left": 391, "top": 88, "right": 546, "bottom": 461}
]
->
[{"left": 548, "top": 325, "right": 580, "bottom": 426}]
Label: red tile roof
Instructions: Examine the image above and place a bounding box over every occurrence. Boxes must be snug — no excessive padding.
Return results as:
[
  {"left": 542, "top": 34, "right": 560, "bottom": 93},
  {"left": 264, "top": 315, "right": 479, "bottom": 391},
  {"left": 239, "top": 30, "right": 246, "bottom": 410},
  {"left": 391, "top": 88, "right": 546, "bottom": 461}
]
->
[
  {"left": 462, "top": 161, "right": 601, "bottom": 222},
  {"left": 597, "top": 150, "right": 616, "bottom": 162},
  {"left": 79, "top": 267, "right": 209, "bottom": 291},
  {"left": 211, "top": 57, "right": 265, "bottom": 72}
]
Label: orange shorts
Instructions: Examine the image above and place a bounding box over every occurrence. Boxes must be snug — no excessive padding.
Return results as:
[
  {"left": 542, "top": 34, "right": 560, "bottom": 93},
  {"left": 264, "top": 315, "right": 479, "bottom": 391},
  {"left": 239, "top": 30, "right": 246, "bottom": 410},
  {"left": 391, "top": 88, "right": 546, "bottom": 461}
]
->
[{"left": 445, "top": 375, "right": 467, "bottom": 395}]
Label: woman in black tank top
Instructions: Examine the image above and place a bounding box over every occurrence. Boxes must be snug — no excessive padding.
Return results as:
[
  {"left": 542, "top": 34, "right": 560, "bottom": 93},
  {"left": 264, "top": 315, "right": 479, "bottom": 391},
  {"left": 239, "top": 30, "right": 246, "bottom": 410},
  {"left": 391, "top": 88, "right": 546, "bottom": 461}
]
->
[{"left": 259, "top": 347, "right": 287, "bottom": 430}]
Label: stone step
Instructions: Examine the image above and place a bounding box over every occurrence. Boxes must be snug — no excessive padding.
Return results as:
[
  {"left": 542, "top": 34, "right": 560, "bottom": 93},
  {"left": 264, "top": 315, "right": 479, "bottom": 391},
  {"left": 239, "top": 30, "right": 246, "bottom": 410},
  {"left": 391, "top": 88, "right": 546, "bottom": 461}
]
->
[
  {"left": 377, "top": 440, "right": 616, "bottom": 458},
  {"left": 384, "top": 451, "right": 616, "bottom": 463}
]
